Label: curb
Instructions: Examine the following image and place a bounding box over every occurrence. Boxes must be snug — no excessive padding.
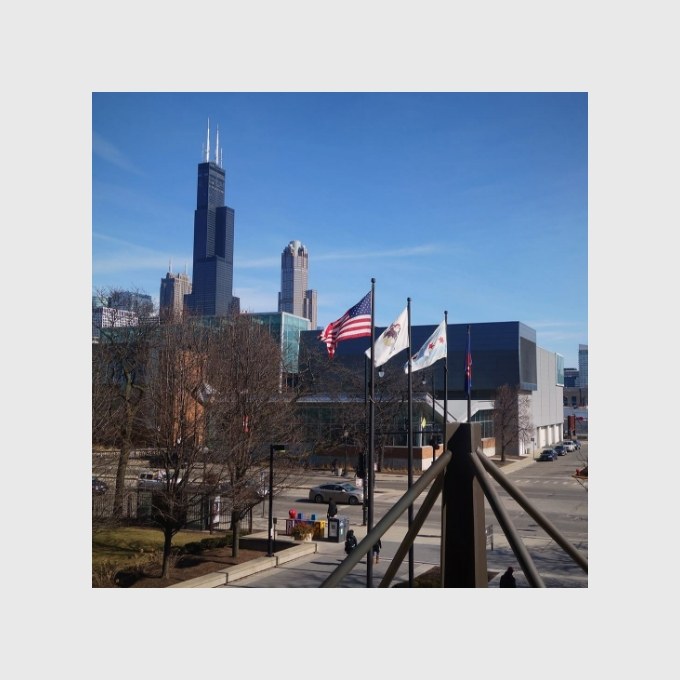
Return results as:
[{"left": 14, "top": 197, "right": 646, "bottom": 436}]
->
[{"left": 167, "top": 540, "right": 317, "bottom": 588}]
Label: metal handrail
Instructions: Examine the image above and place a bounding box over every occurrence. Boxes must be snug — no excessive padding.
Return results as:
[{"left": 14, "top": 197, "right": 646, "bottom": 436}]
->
[
  {"left": 320, "top": 450, "right": 451, "bottom": 587},
  {"left": 475, "top": 449, "right": 588, "bottom": 574},
  {"left": 320, "top": 442, "right": 587, "bottom": 587}
]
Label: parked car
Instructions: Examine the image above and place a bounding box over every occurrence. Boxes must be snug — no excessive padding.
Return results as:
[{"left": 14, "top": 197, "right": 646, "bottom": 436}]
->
[
  {"left": 308, "top": 482, "right": 364, "bottom": 505},
  {"left": 92, "top": 476, "right": 108, "bottom": 494},
  {"left": 554, "top": 445, "right": 567, "bottom": 456},
  {"left": 138, "top": 470, "right": 182, "bottom": 490},
  {"left": 538, "top": 449, "right": 557, "bottom": 461},
  {"left": 561, "top": 440, "right": 577, "bottom": 452}
]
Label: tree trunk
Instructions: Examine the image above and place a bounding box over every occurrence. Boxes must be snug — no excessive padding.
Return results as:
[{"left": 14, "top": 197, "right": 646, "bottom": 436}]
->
[
  {"left": 161, "top": 528, "right": 173, "bottom": 579},
  {"left": 231, "top": 510, "right": 240, "bottom": 558},
  {"left": 113, "top": 378, "right": 134, "bottom": 517}
]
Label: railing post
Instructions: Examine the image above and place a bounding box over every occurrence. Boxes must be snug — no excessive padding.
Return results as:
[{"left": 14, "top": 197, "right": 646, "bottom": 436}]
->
[{"left": 441, "top": 422, "right": 487, "bottom": 587}]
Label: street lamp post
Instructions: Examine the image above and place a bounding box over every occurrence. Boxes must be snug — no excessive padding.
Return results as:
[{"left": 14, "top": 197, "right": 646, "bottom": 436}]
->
[
  {"left": 268, "top": 444, "right": 286, "bottom": 556},
  {"left": 342, "top": 430, "right": 349, "bottom": 478}
]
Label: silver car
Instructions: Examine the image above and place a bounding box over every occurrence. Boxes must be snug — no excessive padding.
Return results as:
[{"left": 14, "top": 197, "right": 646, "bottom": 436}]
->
[{"left": 308, "top": 482, "right": 364, "bottom": 505}]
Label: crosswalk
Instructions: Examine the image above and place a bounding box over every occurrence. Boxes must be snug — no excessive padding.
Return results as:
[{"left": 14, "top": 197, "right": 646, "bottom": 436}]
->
[{"left": 513, "top": 478, "right": 582, "bottom": 486}]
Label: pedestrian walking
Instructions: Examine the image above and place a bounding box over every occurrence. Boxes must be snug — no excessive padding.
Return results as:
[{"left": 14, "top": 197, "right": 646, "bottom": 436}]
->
[
  {"left": 327, "top": 498, "right": 338, "bottom": 519},
  {"left": 372, "top": 538, "right": 382, "bottom": 564},
  {"left": 499, "top": 566, "right": 516, "bottom": 588},
  {"left": 344, "top": 529, "right": 357, "bottom": 555}
]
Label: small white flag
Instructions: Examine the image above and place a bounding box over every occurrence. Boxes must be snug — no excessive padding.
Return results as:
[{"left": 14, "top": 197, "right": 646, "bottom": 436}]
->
[
  {"left": 405, "top": 319, "right": 447, "bottom": 373},
  {"left": 365, "top": 306, "right": 409, "bottom": 368}
]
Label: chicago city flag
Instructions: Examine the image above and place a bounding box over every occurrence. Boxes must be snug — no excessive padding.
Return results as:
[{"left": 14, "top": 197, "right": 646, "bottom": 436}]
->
[
  {"left": 404, "top": 319, "right": 447, "bottom": 373},
  {"left": 366, "top": 306, "right": 409, "bottom": 367}
]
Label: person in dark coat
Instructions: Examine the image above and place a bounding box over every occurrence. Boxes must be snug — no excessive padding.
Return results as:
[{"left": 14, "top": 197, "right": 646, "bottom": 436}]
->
[
  {"left": 327, "top": 498, "right": 338, "bottom": 519},
  {"left": 344, "top": 529, "right": 357, "bottom": 555},
  {"left": 499, "top": 566, "right": 516, "bottom": 587},
  {"left": 372, "top": 538, "right": 382, "bottom": 564}
]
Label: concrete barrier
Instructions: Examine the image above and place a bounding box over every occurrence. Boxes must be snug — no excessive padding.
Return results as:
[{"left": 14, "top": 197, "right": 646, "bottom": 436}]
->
[
  {"left": 166, "top": 541, "right": 317, "bottom": 588},
  {"left": 276, "top": 542, "right": 317, "bottom": 565},
  {"left": 221, "top": 556, "right": 277, "bottom": 583},
  {"left": 167, "top": 572, "right": 227, "bottom": 588}
]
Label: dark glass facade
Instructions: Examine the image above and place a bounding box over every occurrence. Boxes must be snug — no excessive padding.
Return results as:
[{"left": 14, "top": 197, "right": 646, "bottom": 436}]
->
[
  {"left": 298, "top": 320, "right": 538, "bottom": 398},
  {"left": 185, "top": 161, "right": 235, "bottom": 317}
]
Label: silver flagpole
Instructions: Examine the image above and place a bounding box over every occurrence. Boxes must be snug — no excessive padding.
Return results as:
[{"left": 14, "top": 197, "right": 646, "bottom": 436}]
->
[
  {"left": 406, "top": 297, "right": 414, "bottom": 587},
  {"left": 367, "top": 278, "right": 376, "bottom": 588},
  {"left": 443, "top": 310, "right": 448, "bottom": 453}
]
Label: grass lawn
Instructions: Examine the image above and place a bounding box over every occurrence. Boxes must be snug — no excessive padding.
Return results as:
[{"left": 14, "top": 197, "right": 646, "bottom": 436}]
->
[
  {"left": 92, "top": 526, "right": 213, "bottom": 569},
  {"left": 92, "top": 525, "right": 273, "bottom": 588}
]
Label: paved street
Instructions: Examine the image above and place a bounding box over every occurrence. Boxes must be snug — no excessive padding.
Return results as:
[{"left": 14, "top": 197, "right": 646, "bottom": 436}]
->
[{"left": 219, "top": 445, "right": 588, "bottom": 587}]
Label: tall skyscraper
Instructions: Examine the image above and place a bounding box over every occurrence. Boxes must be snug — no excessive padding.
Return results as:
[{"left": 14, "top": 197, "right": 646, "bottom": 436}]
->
[
  {"left": 278, "top": 240, "right": 317, "bottom": 328},
  {"left": 160, "top": 264, "right": 192, "bottom": 322},
  {"left": 184, "top": 121, "right": 238, "bottom": 317},
  {"left": 578, "top": 344, "right": 588, "bottom": 387}
]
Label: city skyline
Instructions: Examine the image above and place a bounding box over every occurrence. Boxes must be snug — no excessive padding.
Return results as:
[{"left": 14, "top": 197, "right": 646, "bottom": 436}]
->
[{"left": 92, "top": 93, "right": 587, "bottom": 367}]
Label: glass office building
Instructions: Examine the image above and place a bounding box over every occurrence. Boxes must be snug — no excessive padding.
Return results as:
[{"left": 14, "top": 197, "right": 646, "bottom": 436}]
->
[{"left": 250, "top": 312, "right": 311, "bottom": 374}]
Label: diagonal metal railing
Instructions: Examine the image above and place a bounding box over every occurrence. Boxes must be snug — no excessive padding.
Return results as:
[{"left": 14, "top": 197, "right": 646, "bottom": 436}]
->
[{"left": 320, "top": 423, "right": 587, "bottom": 588}]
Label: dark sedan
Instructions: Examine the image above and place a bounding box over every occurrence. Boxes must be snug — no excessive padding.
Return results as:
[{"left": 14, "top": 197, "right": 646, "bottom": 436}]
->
[{"left": 538, "top": 449, "right": 557, "bottom": 462}]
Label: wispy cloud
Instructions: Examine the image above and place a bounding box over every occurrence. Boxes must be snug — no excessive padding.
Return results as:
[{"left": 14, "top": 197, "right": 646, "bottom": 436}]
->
[
  {"left": 527, "top": 320, "right": 584, "bottom": 330},
  {"left": 315, "top": 244, "right": 440, "bottom": 261},
  {"left": 92, "top": 232, "right": 190, "bottom": 275},
  {"left": 93, "top": 132, "right": 145, "bottom": 176},
  {"left": 235, "top": 244, "right": 442, "bottom": 269}
]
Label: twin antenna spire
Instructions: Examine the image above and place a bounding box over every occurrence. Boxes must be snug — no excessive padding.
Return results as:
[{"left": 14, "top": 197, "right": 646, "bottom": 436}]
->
[{"left": 204, "top": 118, "right": 223, "bottom": 167}]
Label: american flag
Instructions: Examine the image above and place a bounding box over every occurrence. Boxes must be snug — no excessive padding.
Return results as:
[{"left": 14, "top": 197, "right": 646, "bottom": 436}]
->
[{"left": 319, "top": 291, "right": 372, "bottom": 358}]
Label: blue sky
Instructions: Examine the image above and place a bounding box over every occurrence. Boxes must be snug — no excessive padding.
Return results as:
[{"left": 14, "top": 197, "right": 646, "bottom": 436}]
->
[{"left": 92, "top": 92, "right": 587, "bottom": 367}]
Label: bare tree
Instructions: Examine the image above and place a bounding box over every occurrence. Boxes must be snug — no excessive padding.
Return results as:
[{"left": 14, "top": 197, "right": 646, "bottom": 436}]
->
[
  {"left": 203, "top": 315, "right": 305, "bottom": 557},
  {"left": 141, "top": 317, "right": 215, "bottom": 577},
  {"left": 297, "top": 345, "right": 412, "bottom": 473},
  {"left": 372, "top": 364, "right": 410, "bottom": 471},
  {"left": 493, "top": 384, "right": 526, "bottom": 463},
  {"left": 92, "top": 287, "right": 158, "bottom": 518}
]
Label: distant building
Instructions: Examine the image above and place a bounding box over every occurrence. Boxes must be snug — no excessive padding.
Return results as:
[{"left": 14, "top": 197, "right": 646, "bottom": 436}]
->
[
  {"left": 92, "top": 306, "right": 138, "bottom": 340},
  {"left": 297, "top": 320, "right": 565, "bottom": 464},
  {"left": 578, "top": 344, "right": 588, "bottom": 387},
  {"left": 185, "top": 120, "right": 237, "bottom": 317},
  {"left": 278, "top": 240, "right": 317, "bottom": 329},
  {"left": 564, "top": 367, "right": 579, "bottom": 387},
  {"left": 160, "top": 269, "right": 192, "bottom": 322},
  {"left": 108, "top": 290, "right": 154, "bottom": 317}
]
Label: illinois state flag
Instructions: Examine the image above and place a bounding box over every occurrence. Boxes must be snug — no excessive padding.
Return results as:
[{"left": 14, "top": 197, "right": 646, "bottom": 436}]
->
[
  {"left": 404, "top": 319, "right": 447, "bottom": 373},
  {"left": 319, "top": 291, "right": 372, "bottom": 358},
  {"left": 366, "top": 306, "right": 409, "bottom": 367}
]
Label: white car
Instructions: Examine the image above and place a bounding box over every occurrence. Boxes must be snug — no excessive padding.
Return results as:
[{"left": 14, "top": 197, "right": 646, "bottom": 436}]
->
[
  {"left": 138, "top": 470, "right": 182, "bottom": 490},
  {"left": 562, "top": 440, "right": 577, "bottom": 452}
]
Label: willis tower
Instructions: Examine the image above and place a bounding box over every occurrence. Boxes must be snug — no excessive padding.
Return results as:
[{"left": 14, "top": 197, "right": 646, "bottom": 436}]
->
[{"left": 185, "top": 120, "right": 239, "bottom": 317}]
